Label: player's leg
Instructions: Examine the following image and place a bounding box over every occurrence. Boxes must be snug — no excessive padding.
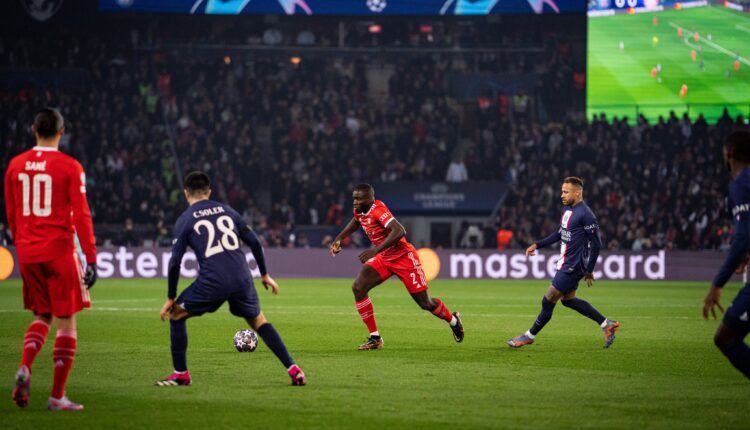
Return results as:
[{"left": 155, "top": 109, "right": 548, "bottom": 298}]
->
[
  {"left": 713, "top": 285, "right": 750, "bottom": 379},
  {"left": 228, "top": 282, "right": 305, "bottom": 385},
  {"left": 245, "top": 312, "right": 305, "bottom": 386},
  {"left": 46, "top": 255, "right": 88, "bottom": 410},
  {"left": 507, "top": 280, "right": 565, "bottom": 348},
  {"left": 13, "top": 263, "right": 52, "bottom": 408},
  {"left": 47, "top": 314, "right": 84, "bottom": 410},
  {"left": 353, "top": 260, "right": 387, "bottom": 349},
  {"left": 410, "top": 291, "right": 464, "bottom": 342},
  {"left": 561, "top": 290, "right": 620, "bottom": 348},
  {"left": 157, "top": 283, "right": 220, "bottom": 386},
  {"left": 714, "top": 323, "right": 750, "bottom": 379},
  {"left": 162, "top": 304, "right": 192, "bottom": 385},
  {"left": 393, "top": 250, "right": 464, "bottom": 342},
  {"left": 22, "top": 314, "right": 53, "bottom": 369}
]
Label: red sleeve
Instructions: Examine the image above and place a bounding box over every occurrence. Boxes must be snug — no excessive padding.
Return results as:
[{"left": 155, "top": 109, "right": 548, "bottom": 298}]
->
[
  {"left": 68, "top": 161, "right": 97, "bottom": 263},
  {"left": 374, "top": 202, "right": 396, "bottom": 229},
  {"left": 4, "top": 164, "right": 16, "bottom": 239}
]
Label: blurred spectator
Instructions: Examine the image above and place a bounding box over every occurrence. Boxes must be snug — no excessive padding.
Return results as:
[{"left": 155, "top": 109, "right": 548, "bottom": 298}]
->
[
  {"left": 446, "top": 154, "right": 469, "bottom": 182},
  {"left": 496, "top": 228, "right": 514, "bottom": 251}
]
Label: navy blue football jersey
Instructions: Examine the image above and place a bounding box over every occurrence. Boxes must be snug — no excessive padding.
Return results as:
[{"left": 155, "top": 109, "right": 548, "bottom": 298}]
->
[
  {"left": 170, "top": 199, "right": 254, "bottom": 288},
  {"left": 537, "top": 202, "right": 602, "bottom": 275},
  {"left": 713, "top": 167, "right": 750, "bottom": 287}
]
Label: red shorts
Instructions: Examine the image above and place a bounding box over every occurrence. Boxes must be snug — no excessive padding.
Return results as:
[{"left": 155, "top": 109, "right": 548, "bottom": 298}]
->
[
  {"left": 366, "top": 250, "right": 428, "bottom": 294},
  {"left": 20, "top": 250, "right": 90, "bottom": 317}
]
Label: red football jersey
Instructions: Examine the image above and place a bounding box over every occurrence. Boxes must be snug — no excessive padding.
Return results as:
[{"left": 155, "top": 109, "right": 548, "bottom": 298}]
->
[
  {"left": 354, "top": 200, "right": 413, "bottom": 261},
  {"left": 4, "top": 146, "right": 96, "bottom": 264}
]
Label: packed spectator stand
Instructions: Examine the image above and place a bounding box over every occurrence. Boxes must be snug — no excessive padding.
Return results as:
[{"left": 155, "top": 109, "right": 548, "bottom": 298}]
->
[{"left": 1, "top": 16, "right": 746, "bottom": 251}]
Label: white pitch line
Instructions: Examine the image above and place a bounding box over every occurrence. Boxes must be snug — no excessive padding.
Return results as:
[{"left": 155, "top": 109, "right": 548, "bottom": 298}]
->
[
  {"left": 736, "top": 25, "right": 750, "bottom": 35},
  {"left": 669, "top": 22, "right": 750, "bottom": 66},
  {"left": 0, "top": 307, "right": 694, "bottom": 319},
  {"left": 93, "top": 299, "right": 160, "bottom": 304}
]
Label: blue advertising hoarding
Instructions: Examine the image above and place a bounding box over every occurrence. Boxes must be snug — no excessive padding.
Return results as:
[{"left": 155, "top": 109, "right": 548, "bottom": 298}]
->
[
  {"left": 101, "top": 0, "right": 583, "bottom": 15},
  {"left": 373, "top": 181, "right": 508, "bottom": 215}
]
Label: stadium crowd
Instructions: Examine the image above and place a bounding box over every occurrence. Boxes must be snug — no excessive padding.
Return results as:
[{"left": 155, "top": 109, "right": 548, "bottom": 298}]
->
[{"left": 1, "top": 19, "right": 746, "bottom": 251}]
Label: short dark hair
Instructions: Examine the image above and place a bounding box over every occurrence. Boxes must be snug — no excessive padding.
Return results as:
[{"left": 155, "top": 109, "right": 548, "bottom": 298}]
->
[
  {"left": 33, "top": 107, "right": 64, "bottom": 138},
  {"left": 184, "top": 171, "right": 211, "bottom": 195},
  {"left": 726, "top": 130, "right": 750, "bottom": 163},
  {"left": 354, "top": 183, "right": 374, "bottom": 194},
  {"left": 563, "top": 176, "right": 584, "bottom": 188}
]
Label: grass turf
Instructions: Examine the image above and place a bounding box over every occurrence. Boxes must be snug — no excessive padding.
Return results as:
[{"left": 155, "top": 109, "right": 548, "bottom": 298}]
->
[
  {"left": 587, "top": 7, "right": 750, "bottom": 122},
  {"left": 1, "top": 278, "right": 749, "bottom": 429}
]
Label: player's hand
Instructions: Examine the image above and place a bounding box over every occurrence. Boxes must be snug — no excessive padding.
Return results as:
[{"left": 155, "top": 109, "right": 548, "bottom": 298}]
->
[
  {"left": 584, "top": 272, "right": 594, "bottom": 287},
  {"left": 262, "top": 274, "right": 280, "bottom": 295},
  {"left": 358, "top": 248, "right": 377, "bottom": 263},
  {"left": 329, "top": 240, "right": 342, "bottom": 256},
  {"left": 703, "top": 286, "right": 724, "bottom": 320},
  {"left": 160, "top": 298, "right": 174, "bottom": 321},
  {"left": 83, "top": 263, "right": 98, "bottom": 289},
  {"left": 736, "top": 254, "right": 750, "bottom": 274},
  {"left": 525, "top": 243, "right": 538, "bottom": 257}
]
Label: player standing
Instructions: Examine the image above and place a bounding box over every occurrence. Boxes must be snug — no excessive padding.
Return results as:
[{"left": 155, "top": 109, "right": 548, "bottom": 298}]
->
[
  {"left": 156, "top": 171, "right": 305, "bottom": 386},
  {"left": 703, "top": 130, "right": 750, "bottom": 380},
  {"left": 507, "top": 177, "right": 619, "bottom": 348},
  {"left": 5, "top": 108, "right": 97, "bottom": 410},
  {"left": 329, "top": 184, "right": 463, "bottom": 350}
]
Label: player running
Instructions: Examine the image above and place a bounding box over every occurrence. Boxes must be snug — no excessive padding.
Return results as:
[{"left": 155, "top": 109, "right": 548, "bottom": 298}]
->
[
  {"left": 508, "top": 177, "right": 619, "bottom": 349},
  {"left": 5, "top": 108, "right": 98, "bottom": 411},
  {"left": 156, "top": 171, "right": 305, "bottom": 386},
  {"left": 703, "top": 130, "right": 750, "bottom": 380},
  {"left": 329, "top": 183, "right": 463, "bottom": 350}
]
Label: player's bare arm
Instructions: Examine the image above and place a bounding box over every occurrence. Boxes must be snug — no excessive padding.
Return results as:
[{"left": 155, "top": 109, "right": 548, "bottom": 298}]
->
[
  {"left": 358, "top": 220, "right": 406, "bottom": 263},
  {"left": 330, "top": 217, "right": 361, "bottom": 256},
  {"left": 525, "top": 243, "right": 538, "bottom": 256}
]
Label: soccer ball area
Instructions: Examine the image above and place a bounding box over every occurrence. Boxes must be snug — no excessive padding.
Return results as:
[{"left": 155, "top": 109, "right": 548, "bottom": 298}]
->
[
  {"left": 587, "top": 7, "right": 750, "bottom": 122},
  {"left": 1, "top": 279, "right": 747, "bottom": 429}
]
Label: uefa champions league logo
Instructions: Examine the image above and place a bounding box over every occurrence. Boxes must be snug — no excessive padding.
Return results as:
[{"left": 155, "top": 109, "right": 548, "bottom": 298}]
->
[
  {"left": 366, "top": 0, "right": 387, "bottom": 13},
  {"left": 20, "top": 0, "right": 64, "bottom": 22}
]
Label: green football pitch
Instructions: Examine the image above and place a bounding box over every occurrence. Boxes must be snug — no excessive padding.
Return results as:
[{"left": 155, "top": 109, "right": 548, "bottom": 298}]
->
[
  {"left": 1, "top": 278, "right": 749, "bottom": 429},
  {"left": 587, "top": 7, "right": 750, "bottom": 122}
]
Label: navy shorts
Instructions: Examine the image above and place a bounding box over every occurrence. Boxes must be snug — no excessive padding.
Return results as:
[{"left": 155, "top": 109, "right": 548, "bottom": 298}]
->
[
  {"left": 551, "top": 271, "right": 584, "bottom": 295},
  {"left": 723, "top": 283, "right": 750, "bottom": 332},
  {"left": 176, "top": 280, "right": 260, "bottom": 319}
]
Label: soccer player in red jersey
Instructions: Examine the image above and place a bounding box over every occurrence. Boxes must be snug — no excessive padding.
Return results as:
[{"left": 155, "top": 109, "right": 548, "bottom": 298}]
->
[
  {"left": 4, "top": 108, "right": 97, "bottom": 411},
  {"left": 329, "top": 184, "right": 463, "bottom": 350}
]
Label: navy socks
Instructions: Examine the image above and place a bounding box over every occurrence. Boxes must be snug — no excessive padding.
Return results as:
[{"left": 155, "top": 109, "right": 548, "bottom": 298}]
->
[
  {"left": 530, "top": 297, "right": 556, "bottom": 335},
  {"left": 720, "top": 341, "right": 750, "bottom": 380},
  {"left": 170, "top": 318, "right": 188, "bottom": 372},
  {"left": 562, "top": 298, "right": 606, "bottom": 325},
  {"left": 258, "top": 323, "right": 295, "bottom": 369}
]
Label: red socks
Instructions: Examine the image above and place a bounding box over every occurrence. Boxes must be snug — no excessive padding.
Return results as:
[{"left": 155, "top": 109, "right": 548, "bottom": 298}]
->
[
  {"left": 21, "top": 319, "right": 50, "bottom": 370},
  {"left": 431, "top": 298, "right": 453, "bottom": 323},
  {"left": 355, "top": 297, "right": 379, "bottom": 335},
  {"left": 52, "top": 329, "right": 77, "bottom": 399}
]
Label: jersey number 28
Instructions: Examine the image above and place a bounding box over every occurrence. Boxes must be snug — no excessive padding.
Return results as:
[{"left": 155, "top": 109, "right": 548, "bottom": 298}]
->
[{"left": 193, "top": 215, "right": 240, "bottom": 257}]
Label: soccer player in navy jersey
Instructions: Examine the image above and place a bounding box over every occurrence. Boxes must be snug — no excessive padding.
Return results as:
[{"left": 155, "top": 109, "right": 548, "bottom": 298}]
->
[
  {"left": 508, "top": 177, "right": 620, "bottom": 348},
  {"left": 156, "top": 171, "right": 305, "bottom": 386},
  {"left": 703, "top": 130, "right": 750, "bottom": 380}
]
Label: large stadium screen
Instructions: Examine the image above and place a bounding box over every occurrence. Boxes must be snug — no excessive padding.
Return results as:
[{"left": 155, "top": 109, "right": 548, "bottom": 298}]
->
[
  {"left": 587, "top": 1, "right": 750, "bottom": 121},
  {"left": 100, "top": 0, "right": 583, "bottom": 15}
]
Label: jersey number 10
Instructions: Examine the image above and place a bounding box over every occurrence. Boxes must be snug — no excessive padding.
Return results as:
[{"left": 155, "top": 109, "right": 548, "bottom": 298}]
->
[
  {"left": 18, "top": 173, "right": 52, "bottom": 217},
  {"left": 194, "top": 215, "right": 240, "bottom": 257}
]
